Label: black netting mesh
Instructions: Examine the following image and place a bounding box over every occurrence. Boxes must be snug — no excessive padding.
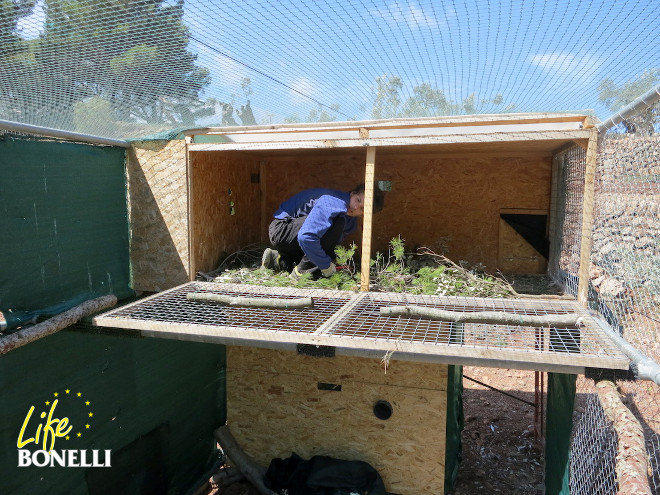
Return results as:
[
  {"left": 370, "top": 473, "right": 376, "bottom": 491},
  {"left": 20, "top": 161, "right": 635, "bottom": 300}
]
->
[{"left": 1, "top": 0, "right": 659, "bottom": 140}]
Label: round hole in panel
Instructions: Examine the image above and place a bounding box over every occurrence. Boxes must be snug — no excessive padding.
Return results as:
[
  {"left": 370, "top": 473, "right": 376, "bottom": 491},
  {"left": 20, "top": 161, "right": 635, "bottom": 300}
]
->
[{"left": 373, "top": 400, "right": 393, "bottom": 420}]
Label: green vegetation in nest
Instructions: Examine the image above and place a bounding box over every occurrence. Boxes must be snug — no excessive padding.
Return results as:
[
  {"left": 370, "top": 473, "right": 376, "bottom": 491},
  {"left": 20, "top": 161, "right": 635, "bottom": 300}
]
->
[{"left": 199, "top": 237, "right": 517, "bottom": 298}]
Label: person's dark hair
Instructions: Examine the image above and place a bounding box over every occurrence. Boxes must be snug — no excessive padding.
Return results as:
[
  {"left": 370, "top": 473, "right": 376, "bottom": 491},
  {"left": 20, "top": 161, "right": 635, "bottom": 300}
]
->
[{"left": 351, "top": 183, "right": 385, "bottom": 213}]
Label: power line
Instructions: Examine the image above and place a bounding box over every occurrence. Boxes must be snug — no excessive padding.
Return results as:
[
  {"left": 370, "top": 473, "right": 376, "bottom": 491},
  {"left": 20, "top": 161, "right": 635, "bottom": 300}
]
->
[{"left": 189, "top": 35, "right": 353, "bottom": 120}]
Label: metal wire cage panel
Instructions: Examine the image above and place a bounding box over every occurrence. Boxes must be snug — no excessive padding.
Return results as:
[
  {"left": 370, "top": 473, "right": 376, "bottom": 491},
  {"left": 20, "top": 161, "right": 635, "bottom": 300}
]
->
[
  {"left": 95, "top": 282, "right": 354, "bottom": 345},
  {"left": 569, "top": 392, "right": 618, "bottom": 495},
  {"left": 93, "top": 282, "right": 629, "bottom": 373}
]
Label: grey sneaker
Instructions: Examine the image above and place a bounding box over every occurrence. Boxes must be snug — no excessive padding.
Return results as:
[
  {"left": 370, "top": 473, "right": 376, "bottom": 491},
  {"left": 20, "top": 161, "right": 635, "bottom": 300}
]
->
[
  {"left": 289, "top": 265, "right": 302, "bottom": 280},
  {"left": 261, "top": 248, "right": 280, "bottom": 270}
]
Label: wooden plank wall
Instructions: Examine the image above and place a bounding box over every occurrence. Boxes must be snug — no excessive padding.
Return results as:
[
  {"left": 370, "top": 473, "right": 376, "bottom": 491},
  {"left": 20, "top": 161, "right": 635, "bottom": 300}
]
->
[
  {"left": 189, "top": 151, "right": 262, "bottom": 274},
  {"left": 377, "top": 153, "right": 551, "bottom": 271},
  {"left": 227, "top": 346, "right": 448, "bottom": 495},
  {"left": 127, "top": 140, "right": 190, "bottom": 291},
  {"left": 262, "top": 150, "right": 552, "bottom": 271}
]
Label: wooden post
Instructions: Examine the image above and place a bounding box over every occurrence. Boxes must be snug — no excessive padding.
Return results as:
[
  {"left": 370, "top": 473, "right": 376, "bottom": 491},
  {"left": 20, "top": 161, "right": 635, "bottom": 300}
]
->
[
  {"left": 260, "top": 161, "right": 267, "bottom": 243},
  {"left": 360, "top": 147, "right": 376, "bottom": 292},
  {"left": 185, "top": 141, "right": 196, "bottom": 281},
  {"left": 577, "top": 127, "right": 598, "bottom": 306}
]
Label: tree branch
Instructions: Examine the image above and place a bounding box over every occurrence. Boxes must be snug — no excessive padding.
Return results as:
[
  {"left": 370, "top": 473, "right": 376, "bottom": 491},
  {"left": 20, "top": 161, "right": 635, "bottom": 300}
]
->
[
  {"left": 187, "top": 292, "right": 313, "bottom": 309},
  {"left": 214, "top": 425, "right": 276, "bottom": 495},
  {"left": 379, "top": 305, "right": 584, "bottom": 328},
  {"left": 0, "top": 295, "right": 118, "bottom": 355},
  {"left": 596, "top": 380, "right": 652, "bottom": 495}
]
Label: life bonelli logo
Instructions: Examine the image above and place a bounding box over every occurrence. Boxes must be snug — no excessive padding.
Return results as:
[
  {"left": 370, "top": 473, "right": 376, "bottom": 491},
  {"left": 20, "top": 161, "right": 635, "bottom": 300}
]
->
[{"left": 16, "top": 388, "right": 111, "bottom": 468}]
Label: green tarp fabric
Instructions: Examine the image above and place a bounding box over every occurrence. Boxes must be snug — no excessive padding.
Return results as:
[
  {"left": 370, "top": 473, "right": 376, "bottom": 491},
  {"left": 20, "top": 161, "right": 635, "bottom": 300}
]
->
[
  {"left": 0, "top": 135, "right": 226, "bottom": 494},
  {"left": 445, "top": 364, "right": 464, "bottom": 494},
  {"left": 545, "top": 372, "right": 577, "bottom": 495},
  {"left": 0, "top": 136, "right": 133, "bottom": 329},
  {"left": 0, "top": 329, "right": 225, "bottom": 494}
]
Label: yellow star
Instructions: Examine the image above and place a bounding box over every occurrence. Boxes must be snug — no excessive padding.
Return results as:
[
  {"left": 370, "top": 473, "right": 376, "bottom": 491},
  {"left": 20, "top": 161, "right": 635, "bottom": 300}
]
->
[
  {"left": 66, "top": 436, "right": 70, "bottom": 441},
  {"left": 77, "top": 432, "right": 81, "bottom": 437},
  {"left": 53, "top": 392, "right": 58, "bottom": 397},
  {"left": 65, "top": 389, "right": 70, "bottom": 394},
  {"left": 85, "top": 401, "right": 90, "bottom": 406},
  {"left": 88, "top": 412, "right": 94, "bottom": 417},
  {"left": 77, "top": 392, "right": 81, "bottom": 397},
  {"left": 45, "top": 401, "right": 50, "bottom": 406},
  {"left": 85, "top": 424, "right": 90, "bottom": 429}
]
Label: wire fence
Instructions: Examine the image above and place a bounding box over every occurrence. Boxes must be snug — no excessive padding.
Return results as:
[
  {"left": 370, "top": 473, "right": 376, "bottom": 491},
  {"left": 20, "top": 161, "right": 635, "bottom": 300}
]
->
[
  {"left": 569, "top": 382, "right": 618, "bottom": 495},
  {"left": 548, "top": 144, "right": 586, "bottom": 299},
  {"left": 552, "top": 100, "right": 660, "bottom": 494},
  {"left": 650, "top": 433, "right": 660, "bottom": 494}
]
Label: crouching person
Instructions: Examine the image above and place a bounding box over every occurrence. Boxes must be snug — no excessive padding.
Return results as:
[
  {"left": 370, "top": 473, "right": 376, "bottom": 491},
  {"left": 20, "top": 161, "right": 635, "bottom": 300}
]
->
[{"left": 261, "top": 184, "right": 385, "bottom": 279}]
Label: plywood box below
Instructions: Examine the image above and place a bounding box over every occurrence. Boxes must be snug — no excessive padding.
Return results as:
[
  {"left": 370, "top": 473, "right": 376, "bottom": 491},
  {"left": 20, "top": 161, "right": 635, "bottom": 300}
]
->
[{"left": 227, "top": 346, "right": 448, "bottom": 495}]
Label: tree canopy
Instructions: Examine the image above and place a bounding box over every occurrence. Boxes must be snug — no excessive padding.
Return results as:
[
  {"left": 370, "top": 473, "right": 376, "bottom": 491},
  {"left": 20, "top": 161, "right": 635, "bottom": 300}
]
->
[
  {"left": 0, "top": 0, "right": 35, "bottom": 55},
  {"left": 369, "top": 75, "right": 515, "bottom": 120},
  {"left": 1, "top": 0, "right": 213, "bottom": 136},
  {"left": 598, "top": 69, "right": 660, "bottom": 133}
]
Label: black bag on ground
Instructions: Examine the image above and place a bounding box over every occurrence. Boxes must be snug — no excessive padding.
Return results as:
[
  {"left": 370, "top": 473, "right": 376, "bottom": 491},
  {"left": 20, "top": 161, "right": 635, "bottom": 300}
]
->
[{"left": 264, "top": 452, "right": 386, "bottom": 495}]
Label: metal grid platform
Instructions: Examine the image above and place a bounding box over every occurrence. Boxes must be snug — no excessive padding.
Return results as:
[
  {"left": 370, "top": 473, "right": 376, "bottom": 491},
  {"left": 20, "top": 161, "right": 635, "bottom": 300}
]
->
[{"left": 93, "top": 282, "right": 629, "bottom": 373}]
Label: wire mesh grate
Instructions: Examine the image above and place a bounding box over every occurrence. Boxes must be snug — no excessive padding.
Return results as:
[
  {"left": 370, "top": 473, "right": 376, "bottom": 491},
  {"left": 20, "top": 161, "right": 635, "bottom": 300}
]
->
[
  {"left": 548, "top": 144, "right": 586, "bottom": 298},
  {"left": 104, "top": 282, "right": 353, "bottom": 334},
  {"left": 95, "top": 282, "right": 628, "bottom": 370},
  {"left": 328, "top": 292, "right": 622, "bottom": 357}
]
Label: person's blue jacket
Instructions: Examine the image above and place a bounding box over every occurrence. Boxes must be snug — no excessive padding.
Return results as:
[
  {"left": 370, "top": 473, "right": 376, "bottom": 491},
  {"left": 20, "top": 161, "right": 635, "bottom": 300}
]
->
[{"left": 274, "top": 188, "right": 357, "bottom": 269}]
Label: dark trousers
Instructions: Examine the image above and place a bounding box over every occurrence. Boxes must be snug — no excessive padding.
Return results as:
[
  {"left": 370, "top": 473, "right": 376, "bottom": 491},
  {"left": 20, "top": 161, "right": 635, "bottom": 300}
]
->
[{"left": 268, "top": 216, "right": 346, "bottom": 275}]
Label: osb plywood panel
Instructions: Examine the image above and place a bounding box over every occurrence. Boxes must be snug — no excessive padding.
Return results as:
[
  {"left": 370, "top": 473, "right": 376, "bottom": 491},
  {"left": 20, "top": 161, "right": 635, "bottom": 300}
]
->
[
  {"left": 128, "top": 140, "right": 189, "bottom": 292},
  {"left": 190, "top": 151, "right": 261, "bottom": 274},
  {"left": 498, "top": 219, "right": 548, "bottom": 274},
  {"left": 375, "top": 154, "right": 551, "bottom": 271},
  {"left": 261, "top": 151, "right": 551, "bottom": 272},
  {"left": 230, "top": 346, "right": 448, "bottom": 389},
  {"left": 227, "top": 346, "right": 447, "bottom": 495}
]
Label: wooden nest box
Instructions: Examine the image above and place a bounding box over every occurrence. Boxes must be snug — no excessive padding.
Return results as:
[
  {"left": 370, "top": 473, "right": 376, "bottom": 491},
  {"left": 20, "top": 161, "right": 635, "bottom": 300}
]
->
[
  {"left": 127, "top": 112, "right": 594, "bottom": 293},
  {"left": 115, "top": 113, "right": 606, "bottom": 495}
]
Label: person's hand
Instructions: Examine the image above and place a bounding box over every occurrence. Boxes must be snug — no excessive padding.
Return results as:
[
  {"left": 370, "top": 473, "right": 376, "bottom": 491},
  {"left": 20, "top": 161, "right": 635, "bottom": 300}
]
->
[{"left": 321, "top": 263, "right": 336, "bottom": 278}]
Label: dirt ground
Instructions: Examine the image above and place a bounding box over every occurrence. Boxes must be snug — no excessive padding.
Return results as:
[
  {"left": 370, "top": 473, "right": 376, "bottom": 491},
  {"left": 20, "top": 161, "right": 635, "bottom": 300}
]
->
[{"left": 451, "top": 367, "right": 544, "bottom": 494}]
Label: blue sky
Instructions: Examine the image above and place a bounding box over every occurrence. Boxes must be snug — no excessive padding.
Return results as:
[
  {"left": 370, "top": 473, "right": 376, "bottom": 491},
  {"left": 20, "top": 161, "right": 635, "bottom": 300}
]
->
[
  {"left": 15, "top": 0, "right": 660, "bottom": 127},
  {"left": 181, "top": 0, "right": 660, "bottom": 125}
]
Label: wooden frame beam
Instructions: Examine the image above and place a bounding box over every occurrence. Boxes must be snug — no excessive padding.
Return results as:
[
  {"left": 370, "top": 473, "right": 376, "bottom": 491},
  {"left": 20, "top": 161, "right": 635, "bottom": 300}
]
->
[
  {"left": 183, "top": 113, "right": 588, "bottom": 137},
  {"left": 360, "top": 147, "right": 376, "bottom": 291},
  {"left": 187, "top": 129, "right": 591, "bottom": 152},
  {"left": 577, "top": 128, "right": 599, "bottom": 306}
]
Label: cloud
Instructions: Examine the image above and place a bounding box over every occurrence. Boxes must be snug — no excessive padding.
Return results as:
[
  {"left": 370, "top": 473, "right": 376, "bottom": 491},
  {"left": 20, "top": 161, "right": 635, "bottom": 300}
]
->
[
  {"left": 288, "top": 76, "right": 319, "bottom": 103},
  {"left": 531, "top": 53, "right": 577, "bottom": 72},
  {"left": 530, "top": 52, "right": 603, "bottom": 88},
  {"left": 369, "top": 2, "right": 441, "bottom": 30}
]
